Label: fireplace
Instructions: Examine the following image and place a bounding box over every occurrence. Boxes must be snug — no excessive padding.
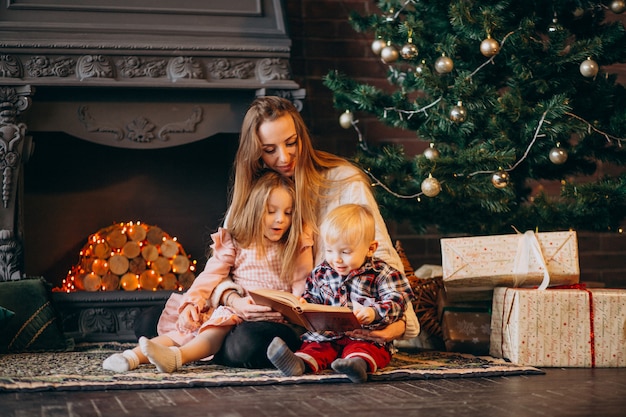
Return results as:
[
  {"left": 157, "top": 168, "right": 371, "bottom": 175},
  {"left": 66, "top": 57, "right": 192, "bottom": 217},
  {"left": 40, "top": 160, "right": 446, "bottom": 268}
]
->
[{"left": 0, "top": 0, "right": 304, "bottom": 341}]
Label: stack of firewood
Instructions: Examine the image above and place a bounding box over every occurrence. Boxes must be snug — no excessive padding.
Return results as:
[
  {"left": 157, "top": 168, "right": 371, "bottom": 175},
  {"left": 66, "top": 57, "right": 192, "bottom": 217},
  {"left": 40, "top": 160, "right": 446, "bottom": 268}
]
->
[{"left": 60, "top": 221, "right": 196, "bottom": 292}]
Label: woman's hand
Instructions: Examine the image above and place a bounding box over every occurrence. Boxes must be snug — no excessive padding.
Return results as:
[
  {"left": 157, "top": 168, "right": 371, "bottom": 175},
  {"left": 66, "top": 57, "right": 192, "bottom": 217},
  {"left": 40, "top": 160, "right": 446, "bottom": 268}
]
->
[
  {"left": 345, "top": 319, "right": 406, "bottom": 344},
  {"left": 176, "top": 304, "right": 202, "bottom": 333},
  {"left": 229, "top": 295, "right": 285, "bottom": 322}
]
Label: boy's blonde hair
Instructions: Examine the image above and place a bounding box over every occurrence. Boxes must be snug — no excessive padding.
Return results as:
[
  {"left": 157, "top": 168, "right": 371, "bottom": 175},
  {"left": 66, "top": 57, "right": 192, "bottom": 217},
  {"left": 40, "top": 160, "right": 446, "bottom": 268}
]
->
[
  {"left": 226, "top": 171, "right": 297, "bottom": 283},
  {"left": 320, "top": 204, "right": 375, "bottom": 248}
]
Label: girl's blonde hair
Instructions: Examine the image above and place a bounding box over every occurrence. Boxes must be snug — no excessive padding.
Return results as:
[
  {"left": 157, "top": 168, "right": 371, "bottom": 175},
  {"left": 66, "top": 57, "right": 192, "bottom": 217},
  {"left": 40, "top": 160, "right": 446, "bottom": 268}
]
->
[
  {"left": 227, "top": 171, "right": 298, "bottom": 283},
  {"left": 229, "top": 96, "right": 369, "bottom": 255},
  {"left": 320, "top": 204, "right": 375, "bottom": 248}
]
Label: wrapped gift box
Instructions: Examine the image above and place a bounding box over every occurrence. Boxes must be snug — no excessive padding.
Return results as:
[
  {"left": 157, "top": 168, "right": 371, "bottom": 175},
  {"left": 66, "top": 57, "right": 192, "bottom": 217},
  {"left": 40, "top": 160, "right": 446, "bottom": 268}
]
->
[
  {"left": 441, "top": 309, "right": 491, "bottom": 356},
  {"left": 490, "top": 287, "right": 626, "bottom": 367},
  {"left": 441, "top": 230, "right": 580, "bottom": 300}
]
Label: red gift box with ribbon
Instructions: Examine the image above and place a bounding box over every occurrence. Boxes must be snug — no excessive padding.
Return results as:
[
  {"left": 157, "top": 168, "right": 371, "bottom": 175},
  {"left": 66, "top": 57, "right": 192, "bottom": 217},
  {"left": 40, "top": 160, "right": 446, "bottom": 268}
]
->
[{"left": 490, "top": 286, "right": 626, "bottom": 367}]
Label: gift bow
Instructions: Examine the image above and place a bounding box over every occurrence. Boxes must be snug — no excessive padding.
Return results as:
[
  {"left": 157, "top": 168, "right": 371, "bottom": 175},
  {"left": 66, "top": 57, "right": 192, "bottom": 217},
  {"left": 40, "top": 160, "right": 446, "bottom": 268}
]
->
[{"left": 512, "top": 230, "right": 551, "bottom": 290}]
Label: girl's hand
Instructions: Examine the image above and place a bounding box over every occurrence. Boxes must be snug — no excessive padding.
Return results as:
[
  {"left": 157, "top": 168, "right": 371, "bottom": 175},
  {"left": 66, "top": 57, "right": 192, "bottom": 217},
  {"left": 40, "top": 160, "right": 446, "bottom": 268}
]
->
[
  {"left": 345, "top": 319, "right": 406, "bottom": 344},
  {"left": 176, "top": 304, "right": 202, "bottom": 333},
  {"left": 230, "top": 295, "right": 285, "bottom": 322}
]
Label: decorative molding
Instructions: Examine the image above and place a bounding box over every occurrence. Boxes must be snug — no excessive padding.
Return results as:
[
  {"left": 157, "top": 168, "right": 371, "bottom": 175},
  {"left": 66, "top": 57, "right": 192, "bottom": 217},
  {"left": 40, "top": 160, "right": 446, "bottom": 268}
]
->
[
  {"left": 0, "top": 229, "right": 22, "bottom": 281},
  {"left": 77, "top": 55, "right": 115, "bottom": 80},
  {"left": 158, "top": 107, "right": 203, "bottom": 141},
  {"left": 0, "top": 86, "right": 32, "bottom": 208},
  {"left": 0, "top": 54, "right": 296, "bottom": 87},
  {"left": 208, "top": 58, "right": 256, "bottom": 80},
  {"left": 167, "top": 57, "right": 203, "bottom": 81},
  {"left": 78, "top": 106, "right": 124, "bottom": 141},
  {"left": 0, "top": 55, "right": 22, "bottom": 78},
  {"left": 78, "top": 105, "right": 204, "bottom": 144},
  {"left": 25, "top": 56, "right": 76, "bottom": 77},
  {"left": 117, "top": 56, "right": 167, "bottom": 78}
]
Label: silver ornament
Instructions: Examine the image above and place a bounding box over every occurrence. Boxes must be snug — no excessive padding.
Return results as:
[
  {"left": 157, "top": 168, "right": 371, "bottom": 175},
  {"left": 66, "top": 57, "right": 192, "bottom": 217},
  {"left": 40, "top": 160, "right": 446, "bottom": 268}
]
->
[
  {"left": 435, "top": 55, "right": 454, "bottom": 74},
  {"left": 371, "top": 39, "right": 387, "bottom": 56},
  {"left": 549, "top": 146, "right": 568, "bottom": 164},
  {"left": 449, "top": 101, "right": 467, "bottom": 123},
  {"left": 381, "top": 45, "right": 400, "bottom": 64},
  {"left": 491, "top": 170, "right": 510, "bottom": 189},
  {"left": 580, "top": 58, "right": 599, "bottom": 78},
  {"left": 339, "top": 111, "right": 353, "bottom": 129},
  {"left": 423, "top": 143, "right": 440, "bottom": 160},
  {"left": 611, "top": 0, "right": 626, "bottom": 14},
  {"left": 480, "top": 37, "right": 500, "bottom": 57},
  {"left": 400, "top": 43, "right": 419, "bottom": 60},
  {"left": 415, "top": 60, "right": 426, "bottom": 75},
  {"left": 421, "top": 175, "right": 441, "bottom": 197}
]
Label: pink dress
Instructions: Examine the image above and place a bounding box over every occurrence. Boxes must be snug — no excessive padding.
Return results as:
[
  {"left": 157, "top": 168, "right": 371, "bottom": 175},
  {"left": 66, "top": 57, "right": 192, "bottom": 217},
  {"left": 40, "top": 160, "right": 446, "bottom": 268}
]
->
[{"left": 157, "top": 227, "right": 313, "bottom": 345}]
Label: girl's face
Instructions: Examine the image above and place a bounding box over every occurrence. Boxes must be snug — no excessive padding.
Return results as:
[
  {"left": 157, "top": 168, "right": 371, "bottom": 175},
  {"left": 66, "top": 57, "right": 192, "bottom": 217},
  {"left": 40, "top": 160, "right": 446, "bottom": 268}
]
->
[
  {"left": 263, "top": 186, "right": 294, "bottom": 242},
  {"left": 258, "top": 114, "right": 298, "bottom": 178}
]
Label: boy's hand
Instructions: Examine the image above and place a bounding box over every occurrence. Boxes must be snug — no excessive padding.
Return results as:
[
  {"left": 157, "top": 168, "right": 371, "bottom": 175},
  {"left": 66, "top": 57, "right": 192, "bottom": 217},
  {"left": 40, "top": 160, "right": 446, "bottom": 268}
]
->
[{"left": 353, "top": 305, "right": 375, "bottom": 325}]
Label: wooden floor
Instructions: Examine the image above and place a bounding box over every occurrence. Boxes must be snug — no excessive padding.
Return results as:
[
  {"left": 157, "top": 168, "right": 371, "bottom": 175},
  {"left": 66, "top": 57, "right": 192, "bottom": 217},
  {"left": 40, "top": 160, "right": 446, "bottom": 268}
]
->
[{"left": 1, "top": 367, "right": 625, "bottom": 417}]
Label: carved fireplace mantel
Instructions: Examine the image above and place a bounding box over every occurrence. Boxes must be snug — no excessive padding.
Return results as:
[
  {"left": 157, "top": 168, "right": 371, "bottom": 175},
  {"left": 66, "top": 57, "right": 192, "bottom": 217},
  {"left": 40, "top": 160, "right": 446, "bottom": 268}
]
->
[{"left": 0, "top": 0, "right": 305, "bottom": 281}]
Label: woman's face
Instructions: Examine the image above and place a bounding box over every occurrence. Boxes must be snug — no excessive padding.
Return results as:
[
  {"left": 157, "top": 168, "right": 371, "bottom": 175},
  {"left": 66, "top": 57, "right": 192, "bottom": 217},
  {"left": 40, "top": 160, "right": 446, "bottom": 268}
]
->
[{"left": 258, "top": 114, "right": 298, "bottom": 178}]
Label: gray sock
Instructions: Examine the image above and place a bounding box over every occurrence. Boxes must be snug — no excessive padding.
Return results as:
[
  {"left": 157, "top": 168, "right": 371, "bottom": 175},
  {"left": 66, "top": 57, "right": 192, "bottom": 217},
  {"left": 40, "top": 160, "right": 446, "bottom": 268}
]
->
[
  {"left": 267, "top": 337, "right": 305, "bottom": 376},
  {"left": 331, "top": 357, "right": 368, "bottom": 383}
]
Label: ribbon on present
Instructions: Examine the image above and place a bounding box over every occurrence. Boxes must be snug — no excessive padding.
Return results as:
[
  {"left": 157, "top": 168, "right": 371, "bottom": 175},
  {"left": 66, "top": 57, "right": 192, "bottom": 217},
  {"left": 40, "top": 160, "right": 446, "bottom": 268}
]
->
[
  {"left": 549, "top": 283, "right": 596, "bottom": 368},
  {"left": 512, "top": 230, "right": 551, "bottom": 290}
]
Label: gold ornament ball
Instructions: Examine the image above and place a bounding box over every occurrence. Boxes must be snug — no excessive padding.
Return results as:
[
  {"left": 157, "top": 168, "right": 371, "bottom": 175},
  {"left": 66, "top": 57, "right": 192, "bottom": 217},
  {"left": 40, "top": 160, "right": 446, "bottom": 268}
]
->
[
  {"left": 421, "top": 176, "right": 441, "bottom": 197},
  {"left": 549, "top": 146, "right": 568, "bottom": 164},
  {"left": 611, "top": 0, "right": 626, "bottom": 14},
  {"left": 400, "top": 43, "right": 419, "bottom": 60},
  {"left": 480, "top": 37, "right": 500, "bottom": 57},
  {"left": 491, "top": 170, "right": 510, "bottom": 189},
  {"left": 580, "top": 58, "right": 599, "bottom": 78},
  {"left": 435, "top": 56, "right": 454, "bottom": 74},
  {"left": 423, "top": 145, "right": 440, "bottom": 160},
  {"left": 339, "top": 111, "right": 353, "bottom": 129},
  {"left": 381, "top": 45, "right": 400, "bottom": 64},
  {"left": 371, "top": 39, "right": 387, "bottom": 56},
  {"left": 449, "top": 102, "right": 467, "bottom": 123}
]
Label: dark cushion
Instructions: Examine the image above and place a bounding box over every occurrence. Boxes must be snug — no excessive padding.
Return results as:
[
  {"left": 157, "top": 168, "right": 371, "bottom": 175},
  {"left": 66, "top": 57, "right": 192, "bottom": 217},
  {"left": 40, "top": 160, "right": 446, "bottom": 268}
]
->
[
  {"left": 0, "top": 277, "right": 73, "bottom": 353},
  {"left": 0, "top": 305, "right": 15, "bottom": 328}
]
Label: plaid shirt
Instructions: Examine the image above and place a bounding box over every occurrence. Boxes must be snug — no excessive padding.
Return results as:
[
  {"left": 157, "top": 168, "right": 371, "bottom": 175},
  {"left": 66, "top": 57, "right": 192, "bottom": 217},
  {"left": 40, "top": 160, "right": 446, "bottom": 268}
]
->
[{"left": 302, "top": 258, "right": 414, "bottom": 342}]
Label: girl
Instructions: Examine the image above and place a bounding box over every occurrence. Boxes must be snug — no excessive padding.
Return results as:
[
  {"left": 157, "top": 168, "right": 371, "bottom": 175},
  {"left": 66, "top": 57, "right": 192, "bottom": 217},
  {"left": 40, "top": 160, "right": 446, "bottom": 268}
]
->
[
  {"left": 103, "top": 171, "right": 312, "bottom": 373},
  {"left": 211, "top": 96, "right": 418, "bottom": 369}
]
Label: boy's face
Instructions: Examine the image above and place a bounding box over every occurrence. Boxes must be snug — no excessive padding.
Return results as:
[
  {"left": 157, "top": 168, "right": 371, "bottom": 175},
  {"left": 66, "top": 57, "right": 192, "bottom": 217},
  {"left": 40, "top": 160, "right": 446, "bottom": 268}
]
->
[
  {"left": 263, "top": 187, "right": 293, "bottom": 242},
  {"left": 323, "top": 238, "right": 377, "bottom": 276}
]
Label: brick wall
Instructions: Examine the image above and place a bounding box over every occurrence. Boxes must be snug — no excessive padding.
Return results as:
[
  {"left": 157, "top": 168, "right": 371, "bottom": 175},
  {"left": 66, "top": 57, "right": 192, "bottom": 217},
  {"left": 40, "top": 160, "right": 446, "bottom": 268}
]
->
[{"left": 286, "top": 0, "right": 626, "bottom": 287}]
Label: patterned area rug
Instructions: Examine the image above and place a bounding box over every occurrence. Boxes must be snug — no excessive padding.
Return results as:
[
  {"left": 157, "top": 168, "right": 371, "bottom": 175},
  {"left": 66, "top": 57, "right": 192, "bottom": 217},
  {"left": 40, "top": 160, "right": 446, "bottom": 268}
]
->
[{"left": 0, "top": 343, "right": 544, "bottom": 392}]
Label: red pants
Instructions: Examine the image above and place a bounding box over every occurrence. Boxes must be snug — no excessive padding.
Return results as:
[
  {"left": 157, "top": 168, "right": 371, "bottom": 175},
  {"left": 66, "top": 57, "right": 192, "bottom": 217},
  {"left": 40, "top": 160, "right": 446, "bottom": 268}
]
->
[{"left": 296, "top": 337, "right": 391, "bottom": 373}]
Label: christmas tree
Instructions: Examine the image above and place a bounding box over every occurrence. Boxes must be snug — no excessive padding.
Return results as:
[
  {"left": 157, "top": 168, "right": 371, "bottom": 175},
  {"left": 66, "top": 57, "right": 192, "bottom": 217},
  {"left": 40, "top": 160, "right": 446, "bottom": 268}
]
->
[{"left": 324, "top": 0, "right": 626, "bottom": 235}]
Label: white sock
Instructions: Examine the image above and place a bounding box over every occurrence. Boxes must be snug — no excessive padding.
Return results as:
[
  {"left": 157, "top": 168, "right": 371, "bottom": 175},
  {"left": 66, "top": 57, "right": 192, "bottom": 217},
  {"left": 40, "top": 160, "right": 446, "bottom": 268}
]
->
[
  {"left": 139, "top": 336, "right": 182, "bottom": 373},
  {"left": 103, "top": 350, "right": 140, "bottom": 372}
]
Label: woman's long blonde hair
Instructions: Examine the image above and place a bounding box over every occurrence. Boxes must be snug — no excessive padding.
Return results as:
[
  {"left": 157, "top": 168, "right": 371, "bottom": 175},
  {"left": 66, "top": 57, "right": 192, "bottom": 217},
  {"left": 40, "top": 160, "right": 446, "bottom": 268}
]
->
[
  {"left": 228, "top": 96, "right": 368, "bottom": 255},
  {"left": 227, "top": 171, "right": 298, "bottom": 283}
]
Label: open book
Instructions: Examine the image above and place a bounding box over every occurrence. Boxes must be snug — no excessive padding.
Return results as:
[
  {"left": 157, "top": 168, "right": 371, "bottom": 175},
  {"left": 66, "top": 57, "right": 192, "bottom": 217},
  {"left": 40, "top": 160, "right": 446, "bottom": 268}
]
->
[{"left": 248, "top": 288, "right": 361, "bottom": 333}]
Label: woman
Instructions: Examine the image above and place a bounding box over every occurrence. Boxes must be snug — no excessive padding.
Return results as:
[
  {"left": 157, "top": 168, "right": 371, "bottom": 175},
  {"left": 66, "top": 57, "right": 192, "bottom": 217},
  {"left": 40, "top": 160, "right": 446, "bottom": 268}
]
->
[{"left": 212, "top": 96, "right": 417, "bottom": 368}]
